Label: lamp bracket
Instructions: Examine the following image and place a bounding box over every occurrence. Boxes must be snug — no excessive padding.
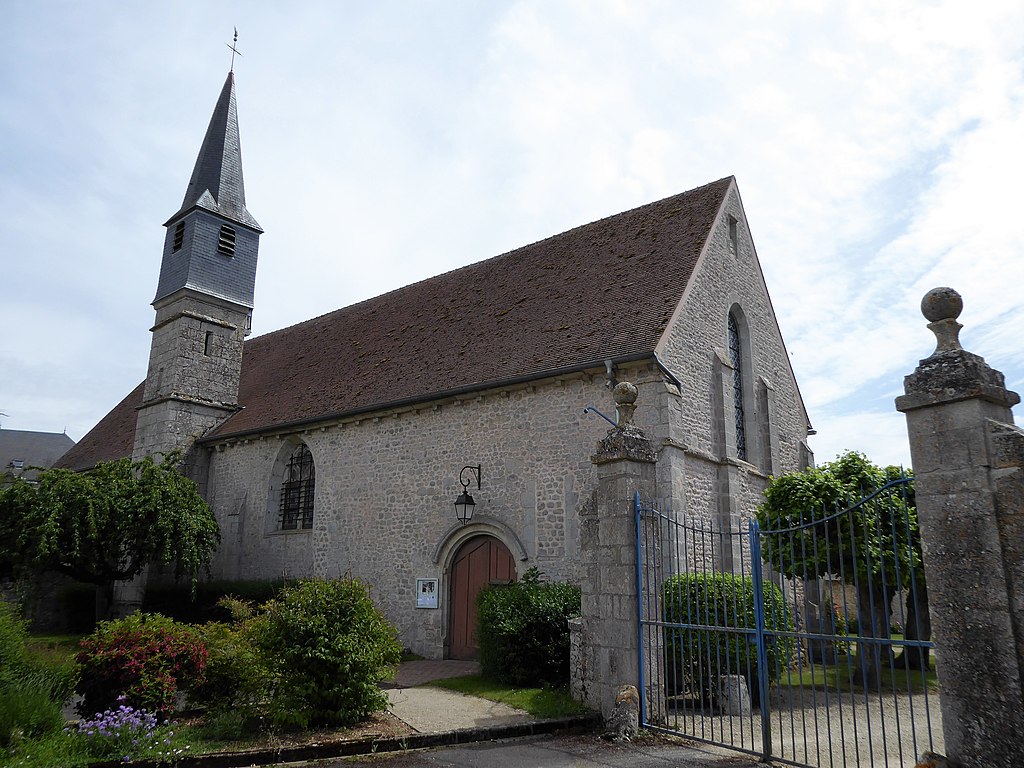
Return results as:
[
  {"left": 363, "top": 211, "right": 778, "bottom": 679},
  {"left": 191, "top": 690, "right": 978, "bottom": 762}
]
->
[{"left": 459, "top": 464, "right": 481, "bottom": 491}]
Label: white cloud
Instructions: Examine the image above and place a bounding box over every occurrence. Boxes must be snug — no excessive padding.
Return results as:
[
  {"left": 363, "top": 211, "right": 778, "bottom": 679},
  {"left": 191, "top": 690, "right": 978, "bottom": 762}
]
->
[{"left": 0, "top": 0, "right": 1021, "bottom": 469}]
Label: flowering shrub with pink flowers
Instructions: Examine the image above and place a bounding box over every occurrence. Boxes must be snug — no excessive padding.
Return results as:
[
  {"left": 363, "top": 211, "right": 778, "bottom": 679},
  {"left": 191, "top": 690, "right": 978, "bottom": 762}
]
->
[{"left": 76, "top": 613, "right": 207, "bottom": 719}]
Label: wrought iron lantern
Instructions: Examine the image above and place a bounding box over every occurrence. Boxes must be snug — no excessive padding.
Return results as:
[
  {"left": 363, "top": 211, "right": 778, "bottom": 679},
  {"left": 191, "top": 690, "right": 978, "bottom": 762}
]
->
[{"left": 454, "top": 464, "right": 481, "bottom": 524}]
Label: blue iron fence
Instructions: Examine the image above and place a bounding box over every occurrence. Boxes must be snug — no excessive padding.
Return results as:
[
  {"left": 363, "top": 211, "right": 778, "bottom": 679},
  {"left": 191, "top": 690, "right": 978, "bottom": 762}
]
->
[{"left": 635, "top": 479, "right": 940, "bottom": 767}]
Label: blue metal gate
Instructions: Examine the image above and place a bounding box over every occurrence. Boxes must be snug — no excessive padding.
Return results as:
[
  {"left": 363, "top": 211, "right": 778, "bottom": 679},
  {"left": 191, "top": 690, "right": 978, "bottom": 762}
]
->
[{"left": 636, "top": 479, "right": 940, "bottom": 767}]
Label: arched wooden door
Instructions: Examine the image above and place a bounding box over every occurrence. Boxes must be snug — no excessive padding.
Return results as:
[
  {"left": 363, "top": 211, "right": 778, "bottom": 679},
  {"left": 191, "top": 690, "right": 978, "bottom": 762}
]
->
[{"left": 448, "top": 535, "right": 517, "bottom": 660}]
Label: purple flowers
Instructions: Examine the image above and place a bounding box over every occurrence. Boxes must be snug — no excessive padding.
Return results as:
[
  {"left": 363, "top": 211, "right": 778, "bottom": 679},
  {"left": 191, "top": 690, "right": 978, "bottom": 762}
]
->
[{"left": 75, "top": 697, "right": 166, "bottom": 761}]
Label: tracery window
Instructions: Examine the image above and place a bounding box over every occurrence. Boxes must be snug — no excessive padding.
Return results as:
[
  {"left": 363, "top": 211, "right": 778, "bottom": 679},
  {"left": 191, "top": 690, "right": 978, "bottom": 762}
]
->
[
  {"left": 728, "top": 312, "right": 747, "bottom": 461},
  {"left": 279, "top": 444, "right": 315, "bottom": 530}
]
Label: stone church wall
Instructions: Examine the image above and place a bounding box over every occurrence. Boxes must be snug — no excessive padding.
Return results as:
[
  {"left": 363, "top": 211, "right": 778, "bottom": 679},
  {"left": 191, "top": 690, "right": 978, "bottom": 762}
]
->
[
  {"left": 205, "top": 371, "right": 629, "bottom": 657},
  {"left": 199, "top": 186, "right": 810, "bottom": 658},
  {"left": 657, "top": 186, "right": 809, "bottom": 532}
]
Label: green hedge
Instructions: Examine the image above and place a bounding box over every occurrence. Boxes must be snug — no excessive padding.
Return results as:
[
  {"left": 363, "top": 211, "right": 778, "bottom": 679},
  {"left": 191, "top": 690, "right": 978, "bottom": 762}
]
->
[
  {"left": 662, "top": 572, "right": 792, "bottom": 702},
  {"left": 477, "top": 568, "right": 580, "bottom": 687}
]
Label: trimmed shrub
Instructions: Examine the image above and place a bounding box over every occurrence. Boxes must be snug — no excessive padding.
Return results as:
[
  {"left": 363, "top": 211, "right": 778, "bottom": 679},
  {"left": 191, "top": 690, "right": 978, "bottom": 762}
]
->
[
  {"left": 0, "top": 601, "right": 30, "bottom": 671},
  {"left": 662, "top": 572, "right": 792, "bottom": 703},
  {"left": 75, "top": 612, "right": 207, "bottom": 718},
  {"left": 476, "top": 567, "right": 581, "bottom": 687},
  {"left": 248, "top": 577, "right": 401, "bottom": 728}
]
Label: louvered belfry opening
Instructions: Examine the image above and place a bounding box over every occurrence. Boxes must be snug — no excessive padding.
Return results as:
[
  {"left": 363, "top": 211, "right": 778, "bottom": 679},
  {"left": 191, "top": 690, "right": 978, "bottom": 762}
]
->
[
  {"left": 172, "top": 221, "right": 185, "bottom": 252},
  {"left": 217, "top": 224, "right": 236, "bottom": 257},
  {"left": 279, "top": 444, "right": 315, "bottom": 530}
]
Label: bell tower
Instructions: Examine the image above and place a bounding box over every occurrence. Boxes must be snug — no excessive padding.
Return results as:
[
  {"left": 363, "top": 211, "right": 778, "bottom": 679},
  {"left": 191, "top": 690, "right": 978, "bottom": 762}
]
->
[{"left": 132, "top": 70, "right": 262, "bottom": 463}]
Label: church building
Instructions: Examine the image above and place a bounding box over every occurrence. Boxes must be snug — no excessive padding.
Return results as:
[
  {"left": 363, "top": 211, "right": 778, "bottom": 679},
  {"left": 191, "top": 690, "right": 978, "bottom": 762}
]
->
[{"left": 58, "top": 71, "right": 813, "bottom": 659}]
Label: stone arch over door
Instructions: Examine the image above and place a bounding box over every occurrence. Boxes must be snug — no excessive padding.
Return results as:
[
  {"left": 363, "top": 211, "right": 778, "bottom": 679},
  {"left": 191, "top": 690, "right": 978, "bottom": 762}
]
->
[{"left": 447, "top": 535, "right": 517, "bottom": 660}]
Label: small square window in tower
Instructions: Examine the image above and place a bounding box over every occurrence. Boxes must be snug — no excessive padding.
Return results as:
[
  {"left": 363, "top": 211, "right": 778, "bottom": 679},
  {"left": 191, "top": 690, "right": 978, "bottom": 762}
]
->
[
  {"left": 279, "top": 444, "right": 315, "bottom": 530},
  {"left": 217, "top": 225, "right": 236, "bottom": 257}
]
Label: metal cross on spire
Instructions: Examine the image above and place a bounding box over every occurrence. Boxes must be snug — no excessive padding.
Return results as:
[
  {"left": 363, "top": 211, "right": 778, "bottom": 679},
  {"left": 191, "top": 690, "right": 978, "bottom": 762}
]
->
[{"left": 226, "top": 27, "right": 242, "bottom": 72}]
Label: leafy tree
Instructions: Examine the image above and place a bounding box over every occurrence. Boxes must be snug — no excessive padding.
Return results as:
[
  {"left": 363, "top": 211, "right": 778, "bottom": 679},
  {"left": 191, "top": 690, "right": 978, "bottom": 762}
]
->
[
  {"left": 0, "top": 453, "right": 220, "bottom": 621},
  {"left": 756, "top": 451, "right": 929, "bottom": 686}
]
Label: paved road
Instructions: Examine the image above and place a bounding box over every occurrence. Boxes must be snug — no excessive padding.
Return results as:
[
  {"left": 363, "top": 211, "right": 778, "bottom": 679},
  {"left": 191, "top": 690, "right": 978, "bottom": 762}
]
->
[{"left": 321, "top": 733, "right": 761, "bottom": 767}]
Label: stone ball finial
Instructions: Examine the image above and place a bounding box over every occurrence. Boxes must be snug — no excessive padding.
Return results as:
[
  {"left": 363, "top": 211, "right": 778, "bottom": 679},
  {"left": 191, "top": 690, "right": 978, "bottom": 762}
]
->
[
  {"left": 921, "top": 287, "right": 963, "bottom": 323},
  {"left": 921, "top": 287, "right": 964, "bottom": 355},
  {"left": 612, "top": 381, "right": 638, "bottom": 405},
  {"left": 611, "top": 381, "right": 639, "bottom": 428}
]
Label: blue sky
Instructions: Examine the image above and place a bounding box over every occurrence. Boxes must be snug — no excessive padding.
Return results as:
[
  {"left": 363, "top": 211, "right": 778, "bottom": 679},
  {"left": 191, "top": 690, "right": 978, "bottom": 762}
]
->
[{"left": 1, "top": 1, "right": 1022, "bottom": 468}]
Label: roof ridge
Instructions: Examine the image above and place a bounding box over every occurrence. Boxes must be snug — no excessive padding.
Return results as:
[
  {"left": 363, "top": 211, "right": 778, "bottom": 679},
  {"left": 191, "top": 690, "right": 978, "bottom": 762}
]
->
[{"left": 247, "top": 177, "right": 735, "bottom": 343}]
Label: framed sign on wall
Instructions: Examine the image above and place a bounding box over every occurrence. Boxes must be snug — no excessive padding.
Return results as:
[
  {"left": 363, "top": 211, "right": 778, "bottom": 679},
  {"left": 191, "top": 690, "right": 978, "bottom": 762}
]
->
[{"left": 416, "top": 578, "right": 439, "bottom": 609}]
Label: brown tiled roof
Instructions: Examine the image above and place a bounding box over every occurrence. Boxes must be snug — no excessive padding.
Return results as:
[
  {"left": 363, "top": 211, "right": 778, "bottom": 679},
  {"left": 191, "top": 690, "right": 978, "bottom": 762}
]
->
[
  {"left": 57, "top": 177, "right": 731, "bottom": 467},
  {"left": 56, "top": 383, "right": 142, "bottom": 471}
]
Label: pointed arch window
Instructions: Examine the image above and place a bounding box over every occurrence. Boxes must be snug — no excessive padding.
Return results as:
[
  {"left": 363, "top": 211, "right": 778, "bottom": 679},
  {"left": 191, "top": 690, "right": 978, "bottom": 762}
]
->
[
  {"left": 279, "top": 444, "right": 315, "bottom": 530},
  {"left": 728, "top": 312, "right": 747, "bottom": 461}
]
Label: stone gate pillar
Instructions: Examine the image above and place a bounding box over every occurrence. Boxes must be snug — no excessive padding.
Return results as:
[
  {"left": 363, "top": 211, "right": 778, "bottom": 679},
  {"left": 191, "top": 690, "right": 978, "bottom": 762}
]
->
[
  {"left": 578, "top": 381, "right": 657, "bottom": 718},
  {"left": 896, "top": 287, "right": 1024, "bottom": 768}
]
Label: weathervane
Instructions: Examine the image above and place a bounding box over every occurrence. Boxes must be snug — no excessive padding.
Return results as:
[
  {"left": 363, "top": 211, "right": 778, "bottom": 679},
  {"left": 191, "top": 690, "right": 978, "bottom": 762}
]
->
[{"left": 227, "top": 27, "right": 242, "bottom": 72}]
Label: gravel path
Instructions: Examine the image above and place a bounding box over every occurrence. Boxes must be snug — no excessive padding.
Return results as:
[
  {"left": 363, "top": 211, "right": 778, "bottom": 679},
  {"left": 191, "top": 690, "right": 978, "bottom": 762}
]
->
[{"left": 658, "top": 687, "right": 943, "bottom": 767}]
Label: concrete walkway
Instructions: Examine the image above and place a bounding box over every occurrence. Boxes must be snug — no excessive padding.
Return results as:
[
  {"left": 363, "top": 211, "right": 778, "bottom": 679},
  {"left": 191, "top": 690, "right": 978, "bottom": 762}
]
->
[
  {"left": 385, "top": 660, "right": 536, "bottom": 733},
  {"left": 373, "top": 662, "right": 758, "bottom": 767}
]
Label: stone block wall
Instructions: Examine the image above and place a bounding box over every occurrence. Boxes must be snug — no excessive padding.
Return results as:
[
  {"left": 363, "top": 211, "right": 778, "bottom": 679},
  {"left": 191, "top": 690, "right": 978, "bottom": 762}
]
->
[
  {"left": 896, "top": 288, "right": 1024, "bottom": 768},
  {"left": 143, "top": 291, "right": 249, "bottom": 409},
  {"left": 205, "top": 369, "right": 618, "bottom": 657},
  {"left": 658, "top": 186, "right": 809, "bottom": 479}
]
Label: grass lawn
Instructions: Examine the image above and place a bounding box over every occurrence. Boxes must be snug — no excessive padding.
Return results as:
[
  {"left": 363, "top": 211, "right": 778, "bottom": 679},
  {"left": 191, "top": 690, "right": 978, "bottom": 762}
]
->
[
  {"left": 779, "top": 637, "right": 938, "bottom": 694},
  {"left": 426, "top": 675, "right": 592, "bottom": 719},
  {"left": 25, "top": 634, "right": 84, "bottom": 666}
]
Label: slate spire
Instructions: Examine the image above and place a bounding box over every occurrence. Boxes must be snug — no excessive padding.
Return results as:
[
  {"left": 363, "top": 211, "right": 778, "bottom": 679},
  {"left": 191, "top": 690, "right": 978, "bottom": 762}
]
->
[
  {"left": 154, "top": 70, "right": 262, "bottom": 308},
  {"left": 168, "top": 71, "right": 262, "bottom": 231}
]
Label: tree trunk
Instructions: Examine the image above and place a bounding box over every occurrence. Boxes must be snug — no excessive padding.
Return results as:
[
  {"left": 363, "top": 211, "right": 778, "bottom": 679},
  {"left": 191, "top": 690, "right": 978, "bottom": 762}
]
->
[
  {"left": 894, "top": 580, "right": 931, "bottom": 671},
  {"left": 855, "top": 583, "right": 894, "bottom": 690},
  {"left": 110, "top": 570, "right": 148, "bottom": 619},
  {"left": 95, "top": 582, "right": 114, "bottom": 623}
]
